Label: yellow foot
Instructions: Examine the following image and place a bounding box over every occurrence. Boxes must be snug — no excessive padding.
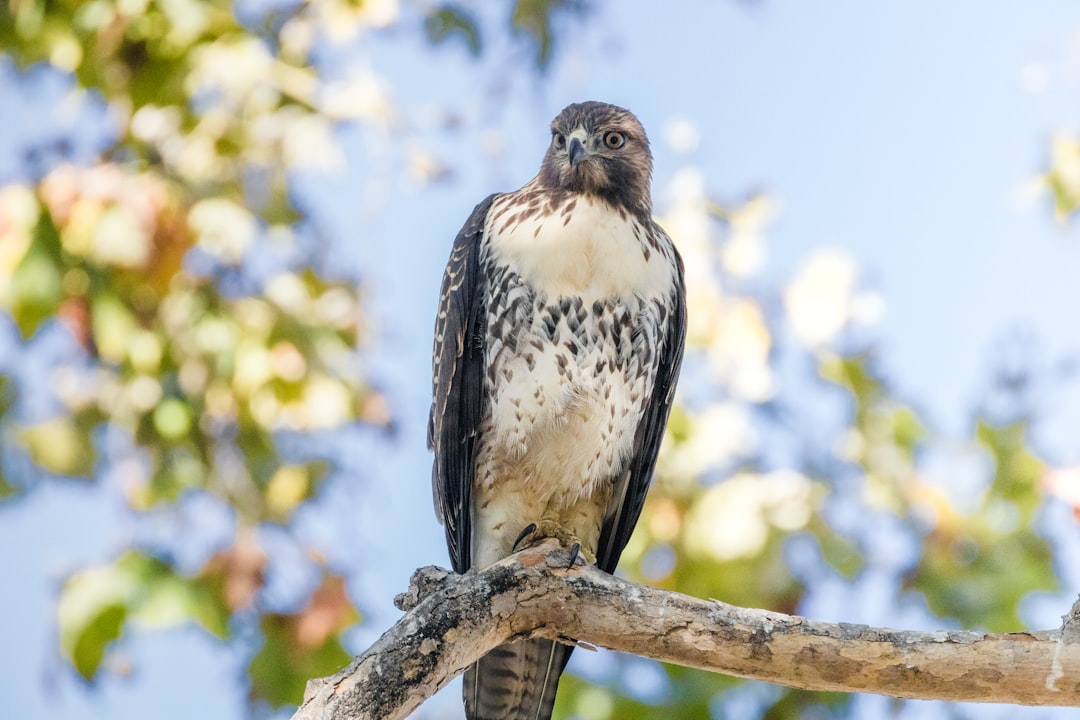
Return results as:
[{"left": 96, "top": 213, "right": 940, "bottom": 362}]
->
[{"left": 512, "top": 520, "right": 595, "bottom": 566}]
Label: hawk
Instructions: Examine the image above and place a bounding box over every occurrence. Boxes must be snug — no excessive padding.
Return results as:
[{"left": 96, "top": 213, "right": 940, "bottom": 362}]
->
[{"left": 429, "top": 101, "right": 686, "bottom": 720}]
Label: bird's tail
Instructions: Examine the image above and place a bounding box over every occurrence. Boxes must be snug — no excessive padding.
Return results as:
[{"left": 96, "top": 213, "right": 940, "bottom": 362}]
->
[{"left": 463, "top": 638, "right": 571, "bottom": 720}]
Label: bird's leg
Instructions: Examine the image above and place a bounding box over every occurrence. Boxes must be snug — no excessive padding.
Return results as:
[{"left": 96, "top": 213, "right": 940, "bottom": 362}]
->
[{"left": 511, "top": 520, "right": 595, "bottom": 567}]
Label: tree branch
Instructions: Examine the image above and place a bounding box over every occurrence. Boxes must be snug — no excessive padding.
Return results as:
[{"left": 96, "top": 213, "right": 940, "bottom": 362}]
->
[{"left": 291, "top": 540, "right": 1080, "bottom": 720}]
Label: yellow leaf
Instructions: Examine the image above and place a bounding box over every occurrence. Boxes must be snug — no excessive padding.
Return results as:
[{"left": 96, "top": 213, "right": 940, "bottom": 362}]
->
[
  {"left": 0, "top": 184, "right": 39, "bottom": 283},
  {"left": 19, "top": 417, "right": 96, "bottom": 477},
  {"left": 266, "top": 465, "right": 309, "bottom": 517},
  {"left": 152, "top": 399, "right": 192, "bottom": 440}
]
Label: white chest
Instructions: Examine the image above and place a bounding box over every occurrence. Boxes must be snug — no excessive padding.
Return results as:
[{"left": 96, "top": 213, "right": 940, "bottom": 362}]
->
[{"left": 485, "top": 195, "right": 670, "bottom": 304}]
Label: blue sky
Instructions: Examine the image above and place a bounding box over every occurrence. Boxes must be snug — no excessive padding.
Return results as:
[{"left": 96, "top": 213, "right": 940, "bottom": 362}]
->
[{"left": 4, "top": 2, "right": 1080, "bottom": 719}]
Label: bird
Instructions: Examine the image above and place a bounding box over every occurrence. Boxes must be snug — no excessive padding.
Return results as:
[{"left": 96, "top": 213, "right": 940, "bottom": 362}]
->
[{"left": 428, "top": 101, "right": 686, "bottom": 720}]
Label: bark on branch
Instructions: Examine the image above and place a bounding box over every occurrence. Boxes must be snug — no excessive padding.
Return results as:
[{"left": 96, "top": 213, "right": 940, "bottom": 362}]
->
[{"left": 291, "top": 539, "right": 1080, "bottom": 720}]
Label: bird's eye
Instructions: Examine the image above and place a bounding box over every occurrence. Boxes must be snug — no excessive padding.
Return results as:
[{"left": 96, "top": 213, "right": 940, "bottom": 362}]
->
[
  {"left": 604, "top": 131, "right": 626, "bottom": 149},
  {"left": 553, "top": 133, "right": 566, "bottom": 149}
]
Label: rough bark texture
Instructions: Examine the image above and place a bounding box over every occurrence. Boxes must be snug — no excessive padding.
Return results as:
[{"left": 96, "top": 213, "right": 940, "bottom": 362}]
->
[{"left": 290, "top": 540, "right": 1080, "bottom": 720}]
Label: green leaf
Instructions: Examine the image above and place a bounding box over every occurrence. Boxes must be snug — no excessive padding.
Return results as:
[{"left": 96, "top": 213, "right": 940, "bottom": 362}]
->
[
  {"left": 819, "top": 352, "right": 878, "bottom": 406},
  {"left": 909, "top": 525, "right": 1056, "bottom": 631},
  {"left": 71, "top": 604, "right": 127, "bottom": 680},
  {"left": 59, "top": 551, "right": 235, "bottom": 679},
  {"left": 0, "top": 376, "right": 13, "bottom": 499},
  {"left": 424, "top": 5, "right": 482, "bottom": 56},
  {"left": 761, "top": 688, "right": 850, "bottom": 720},
  {"left": 511, "top": 0, "right": 574, "bottom": 68},
  {"left": 140, "top": 447, "right": 208, "bottom": 507},
  {"left": 249, "top": 618, "right": 353, "bottom": 707},
  {"left": 976, "top": 419, "right": 1043, "bottom": 520},
  {"left": 555, "top": 662, "right": 734, "bottom": 720},
  {"left": 808, "top": 520, "right": 863, "bottom": 579},
  {"left": 890, "top": 406, "right": 925, "bottom": 453},
  {"left": 89, "top": 290, "right": 140, "bottom": 364},
  {"left": 19, "top": 416, "right": 97, "bottom": 477},
  {"left": 249, "top": 574, "right": 359, "bottom": 707},
  {"left": 7, "top": 212, "right": 65, "bottom": 338},
  {"left": 59, "top": 560, "right": 136, "bottom": 680}
]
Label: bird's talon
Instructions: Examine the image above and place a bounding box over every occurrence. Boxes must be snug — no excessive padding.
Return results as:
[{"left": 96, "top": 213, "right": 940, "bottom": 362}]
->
[
  {"left": 512, "top": 522, "right": 538, "bottom": 552},
  {"left": 567, "top": 542, "right": 581, "bottom": 568}
]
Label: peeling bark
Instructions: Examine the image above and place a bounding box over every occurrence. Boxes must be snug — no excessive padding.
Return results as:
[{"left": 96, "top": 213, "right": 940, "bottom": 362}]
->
[{"left": 290, "top": 540, "right": 1080, "bottom": 720}]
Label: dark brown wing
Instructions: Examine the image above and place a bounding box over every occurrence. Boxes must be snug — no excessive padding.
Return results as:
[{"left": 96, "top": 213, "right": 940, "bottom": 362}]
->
[
  {"left": 429, "top": 194, "right": 496, "bottom": 574},
  {"left": 596, "top": 243, "right": 686, "bottom": 574}
]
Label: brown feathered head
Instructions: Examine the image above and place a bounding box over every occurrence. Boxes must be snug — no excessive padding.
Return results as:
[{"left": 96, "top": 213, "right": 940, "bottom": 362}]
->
[{"left": 538, "top": 101, "right": 654, "bottom": 213}]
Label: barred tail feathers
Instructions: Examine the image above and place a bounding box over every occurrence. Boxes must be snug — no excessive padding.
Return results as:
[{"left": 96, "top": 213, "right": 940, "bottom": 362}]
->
[{"left": 464, "top": 638, "right": 571, "bottom": 720}]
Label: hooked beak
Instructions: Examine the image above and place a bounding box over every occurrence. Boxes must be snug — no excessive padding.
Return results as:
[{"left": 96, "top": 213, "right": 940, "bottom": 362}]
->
[{"left": 567, "top": 128, "right": 589, "bottom": 166}]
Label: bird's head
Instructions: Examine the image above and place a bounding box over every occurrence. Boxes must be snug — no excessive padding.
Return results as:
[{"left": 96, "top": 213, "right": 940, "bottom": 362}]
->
[{"left": 538, "top": 101, "right": 653, "bottom": 213}]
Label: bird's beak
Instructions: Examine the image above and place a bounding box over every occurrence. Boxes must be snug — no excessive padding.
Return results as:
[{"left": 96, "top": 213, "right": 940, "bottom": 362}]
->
[{"left": 567, "top": 128, "right": 589, "bottom": 166}]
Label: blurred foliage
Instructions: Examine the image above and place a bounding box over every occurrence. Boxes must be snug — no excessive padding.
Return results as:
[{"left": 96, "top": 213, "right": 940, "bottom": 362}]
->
[
  {"left": 0, "top": 0, "right": 391, "bottom": 706},
  {"left": 0, "top": 375, "right": 14, "bottom": 497},
  {"left": 425, "top": 4, "right": 484, "bottom": 58},
  {"left": 250, "top": 574, "right": 359, "bottom": 706},
  {"left": 1, "top": 1, "right": 1076, "bottom": 719},
  {"left": 0, "top": 0, "right": 605, "bottom": 713},
  {"left": 424, "top": 0, "right": 587, "bottom": 66},
  {"left": 905, "top": 420, "right": 1056, "bottom": 631},
  {"left": 59, "top": 549, "right": 231, "bottom": 679},
  {"left": 1045, "top": 133, "right": 1080, "bottom": 221}
]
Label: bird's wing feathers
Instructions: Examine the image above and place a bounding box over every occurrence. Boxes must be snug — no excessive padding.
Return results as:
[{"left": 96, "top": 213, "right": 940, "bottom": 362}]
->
[
  {"left": 429, "top": 194, "right": 497, "bottom": 574},
  {"left": 596, "top": 240, "right": 687, "bottom": 574}
]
